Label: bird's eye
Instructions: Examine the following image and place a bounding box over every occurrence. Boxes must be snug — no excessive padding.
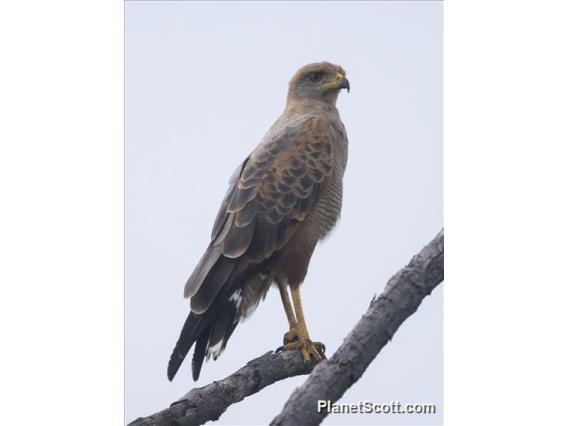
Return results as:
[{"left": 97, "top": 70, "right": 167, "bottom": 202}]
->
[{"left": 308, "top": 72, "right": 323, "bottom": 83}]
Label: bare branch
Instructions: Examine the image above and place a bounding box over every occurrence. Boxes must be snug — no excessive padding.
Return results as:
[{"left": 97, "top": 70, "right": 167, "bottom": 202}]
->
[
  {"left": 128, "top": 351, "right": 317, "bottom": 426},
  {"left": 129, "top": 229, "right": 443, "bottom": 426},
  {"left": 271, "top": 229, "right": 444, "bottom": 426}
]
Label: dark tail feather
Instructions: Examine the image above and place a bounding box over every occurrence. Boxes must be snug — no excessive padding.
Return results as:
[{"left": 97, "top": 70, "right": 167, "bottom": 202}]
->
[
  {"left": 168, "top": 256, "right": 246, "bottom": 381},
  {"left": 208, "top": 302, "right": 237, "bottom": 358},
  {"left": 191, "top": 325, "right": 210, "bottom": 381},
  {"left": 167, "top": 312, "right": 202, "bottom": 381},
  {"left": 191, "top": 302, "right": 238, "bottom": 381}
]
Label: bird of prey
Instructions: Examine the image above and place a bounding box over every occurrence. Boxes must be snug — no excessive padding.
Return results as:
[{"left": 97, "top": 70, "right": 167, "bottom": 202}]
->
[{"left": 167, "top": 62, "right": 350, "bottom": 381}]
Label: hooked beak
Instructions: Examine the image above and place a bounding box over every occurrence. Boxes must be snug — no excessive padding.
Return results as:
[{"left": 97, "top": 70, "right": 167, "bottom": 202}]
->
[
  {"left": 322, "top": 73, "right": 351, "bottom": 93},
  {"left": 338, "top": 77, "right": 350, "bottom": 93}
]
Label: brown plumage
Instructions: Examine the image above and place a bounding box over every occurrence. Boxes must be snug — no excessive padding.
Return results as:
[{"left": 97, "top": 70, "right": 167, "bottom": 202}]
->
[{"left": 168, "top": 62, "right": 349, "bottom": 381}]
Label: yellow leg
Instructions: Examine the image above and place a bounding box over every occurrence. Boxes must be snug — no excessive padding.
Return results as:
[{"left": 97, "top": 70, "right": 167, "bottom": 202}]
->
[
  {"left": 278, "top": 282, "right": 299, "bottom": 345},
  {"left": 278, "top": 282, "right": 297, "bottom": 330},
  {"left": 282, "top": 285, "right": 325, "bottom": 362},
  {"left": 290, "top": 285, "right": 310, "bottom": 341}
]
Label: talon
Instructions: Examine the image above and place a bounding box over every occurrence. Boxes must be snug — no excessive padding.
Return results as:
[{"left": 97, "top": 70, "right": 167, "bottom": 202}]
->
[
  {"left": 278, "top": 338, "right": 326, "bottom": 364},
  {"left": 312, "top": 341, "right": 326, "bottom": 359},
  {"left": 283, "top": 328, "right": 299, "bottom": 345}
]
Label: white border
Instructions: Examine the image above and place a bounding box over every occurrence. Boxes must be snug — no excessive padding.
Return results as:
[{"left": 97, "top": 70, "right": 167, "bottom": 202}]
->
[
  {"left": 2, "top": 1, "right": 568, "bottom": 424},
  {"left": 445, "top": 1, "right": 568, "bottom": 424},
  {"left": 0, "top": 1, "right": 123, "bottom": 424}
]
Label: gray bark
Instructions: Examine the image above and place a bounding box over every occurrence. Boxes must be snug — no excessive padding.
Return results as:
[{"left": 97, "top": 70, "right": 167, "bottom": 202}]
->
[
  {"left": 129, "top": 229, "right": 443, "bottom": 426},
  {"left": 271, "top": 229, "right": 444, "bottom": 426},
  {"left": 128, "top": 350, "right": 317, "bottom": 426}
]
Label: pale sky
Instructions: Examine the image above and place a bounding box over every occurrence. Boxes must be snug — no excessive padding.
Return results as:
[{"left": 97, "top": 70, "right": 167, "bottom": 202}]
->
[{"left": 126, "top": 1, "right": 443, "bottom": 425}]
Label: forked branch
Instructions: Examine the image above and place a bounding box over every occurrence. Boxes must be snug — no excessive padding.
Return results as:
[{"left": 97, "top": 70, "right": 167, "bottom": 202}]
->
[{"left": 129, "top": 229, "right": 444, "bottom": 426}]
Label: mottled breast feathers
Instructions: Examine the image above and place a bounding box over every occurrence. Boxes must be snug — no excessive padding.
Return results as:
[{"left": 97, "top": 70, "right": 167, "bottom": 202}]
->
[{"left": 184, "top": 115, "right": 334, "bottom": 302}]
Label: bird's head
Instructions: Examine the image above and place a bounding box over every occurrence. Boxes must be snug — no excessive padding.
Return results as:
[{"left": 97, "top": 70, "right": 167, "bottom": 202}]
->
[{"left": 287, "top": 62, "right": 349, "bottom": 107}]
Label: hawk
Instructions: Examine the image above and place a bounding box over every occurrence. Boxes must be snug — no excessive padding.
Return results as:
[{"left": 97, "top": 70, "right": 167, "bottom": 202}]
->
[{"left": 167, "top": 62, "right": 350, "bottom": 381}]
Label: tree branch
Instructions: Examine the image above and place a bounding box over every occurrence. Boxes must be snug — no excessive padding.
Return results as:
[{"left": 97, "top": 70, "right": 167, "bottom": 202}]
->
[
  {"left": 271, "top": 229, "right": 444, "bottom": 426},
  {"left": 129, "top": 229, "right": 443, "bottom": 426},
  {"left": 128, "top": 350, "right": 317, "bottom": 426}
]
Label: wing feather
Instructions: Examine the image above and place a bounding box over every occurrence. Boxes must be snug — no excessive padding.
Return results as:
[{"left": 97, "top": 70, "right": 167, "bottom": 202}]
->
[
  {"left": 187, "top": 115, "right": 334, "bottom": 308},
  {"left": 184, "top": 245, "right": 222, "bottom": 299},
  {"left": 211, "top": 157, "right": 249, "bottom": 241},
  {"left": 191, "top": 257, "right": 237, "bottom": 314},
  {"left": 221, "top": 216, "right": 257, "bottom": 258},
  {"left": 214, "top": 115, "right": 335, "bottom": 263}
]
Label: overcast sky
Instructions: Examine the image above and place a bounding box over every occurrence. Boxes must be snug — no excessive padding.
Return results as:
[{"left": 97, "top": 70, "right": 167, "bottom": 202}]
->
[{"left": 126, "top": 1, "right": 442, "bottom": 425}]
